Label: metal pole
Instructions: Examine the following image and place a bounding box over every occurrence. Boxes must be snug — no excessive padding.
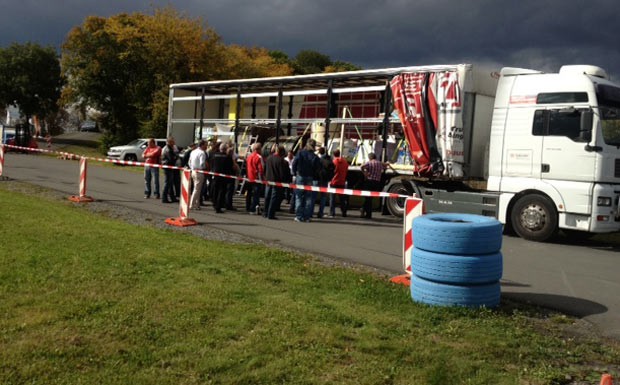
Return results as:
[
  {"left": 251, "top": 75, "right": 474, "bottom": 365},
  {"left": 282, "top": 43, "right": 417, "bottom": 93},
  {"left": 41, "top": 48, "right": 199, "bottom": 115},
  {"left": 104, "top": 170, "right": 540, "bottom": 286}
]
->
[
  {"left": 275, "top": 84, "right": 283, "bottom": 145},
  {"left": 324, "top": 79, "right": 334, "bottom": 148},
  {"left": 381, "top": 82, "right": 392, "bottom": 163},
  {"left": 287, "top": 95, "right": 294, "bottom": 136},
  {"left": 199, "top": 87, "right": 205, "bottom": 142},
  {"left": 234, "top": 85, "right": 242, "bottom": 150}
]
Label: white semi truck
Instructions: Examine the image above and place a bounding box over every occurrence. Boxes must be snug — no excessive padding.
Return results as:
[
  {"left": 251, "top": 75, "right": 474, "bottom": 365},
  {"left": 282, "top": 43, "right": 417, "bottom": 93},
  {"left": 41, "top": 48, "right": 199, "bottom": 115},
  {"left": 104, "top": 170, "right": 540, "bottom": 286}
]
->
[{"left": 167, "top": 63, "right": 620, "bottom": 241}]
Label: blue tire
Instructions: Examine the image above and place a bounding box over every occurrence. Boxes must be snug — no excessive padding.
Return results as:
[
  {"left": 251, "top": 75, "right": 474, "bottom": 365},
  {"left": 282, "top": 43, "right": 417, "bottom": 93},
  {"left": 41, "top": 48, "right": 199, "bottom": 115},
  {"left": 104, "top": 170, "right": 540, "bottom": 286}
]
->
[
  {"left": 411, "top": 247, "right": 503, "bottom": 285},
  {"left": 410, "top": 274, "right": 501, "bottom": 308},
  {"left": 413, "top": 213, "right": 503, "bottom": 255}
]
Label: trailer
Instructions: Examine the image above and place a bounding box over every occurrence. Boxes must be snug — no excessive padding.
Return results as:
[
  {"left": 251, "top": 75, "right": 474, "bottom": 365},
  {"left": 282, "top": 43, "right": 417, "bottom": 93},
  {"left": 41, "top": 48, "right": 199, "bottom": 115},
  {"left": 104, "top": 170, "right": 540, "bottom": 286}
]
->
[{"left": 167, "top": 63, "right": 620, "bottom": 241}]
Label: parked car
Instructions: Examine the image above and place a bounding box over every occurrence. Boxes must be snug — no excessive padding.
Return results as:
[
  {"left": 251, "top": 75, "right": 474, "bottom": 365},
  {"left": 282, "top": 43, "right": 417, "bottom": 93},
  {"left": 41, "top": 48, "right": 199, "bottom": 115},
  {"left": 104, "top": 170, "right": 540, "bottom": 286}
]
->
[
  {"left": 79, "top": 120, "right": 99, "bottom": 132},
  {"left": 107, "top": 138, "right": 166, "bottom": 162}
]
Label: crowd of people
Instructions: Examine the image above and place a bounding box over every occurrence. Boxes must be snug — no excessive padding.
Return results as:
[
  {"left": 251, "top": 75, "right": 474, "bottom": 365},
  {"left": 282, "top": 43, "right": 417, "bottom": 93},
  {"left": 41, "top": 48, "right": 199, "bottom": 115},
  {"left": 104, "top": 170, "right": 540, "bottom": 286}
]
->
[{"left": 141, "top": 136, "right": 389, "bottom": 221}]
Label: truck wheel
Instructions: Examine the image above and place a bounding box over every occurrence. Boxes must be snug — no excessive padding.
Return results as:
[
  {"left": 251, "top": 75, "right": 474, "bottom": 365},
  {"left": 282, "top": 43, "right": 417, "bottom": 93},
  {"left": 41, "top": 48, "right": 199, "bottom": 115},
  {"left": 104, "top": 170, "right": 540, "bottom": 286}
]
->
[
  {"left": 413, "top": 213, "right": 503, "bottom": 255},
  {"left": 411, "top": 247, "right": 503, "bottom": 285},
  {"left": 510, "top": 194, "right": 558, "bottom": 242},
  {"left": 124, "top": 154, "right": 137, "bottom": 162},
  {"left": 385, "top": 182, "right": 409, "bottom": 217}
]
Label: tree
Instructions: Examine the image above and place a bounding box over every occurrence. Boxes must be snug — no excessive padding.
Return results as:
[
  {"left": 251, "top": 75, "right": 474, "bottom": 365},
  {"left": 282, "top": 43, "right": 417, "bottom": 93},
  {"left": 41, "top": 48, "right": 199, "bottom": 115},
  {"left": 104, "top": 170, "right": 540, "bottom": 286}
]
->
[
  {"left": 293, "top": 50, "right": 332, "bottom": 74},
  {"left": 225, "top": 46, "right": 293, "bottom": 79},
  {"left": 325, "top": 61, "right": 362, "bottom": 73},
  {"left": 0, "top": 43, "right": 62, "bottom": 129},
  {"left": 61, "top": 8, "right": 294, "bottom": 147}
]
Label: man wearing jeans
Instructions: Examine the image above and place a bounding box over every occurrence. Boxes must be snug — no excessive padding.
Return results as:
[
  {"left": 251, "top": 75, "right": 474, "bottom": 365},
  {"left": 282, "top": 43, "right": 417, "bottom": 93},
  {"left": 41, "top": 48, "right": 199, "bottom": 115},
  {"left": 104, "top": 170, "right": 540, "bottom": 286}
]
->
[
  {"left": 329, "top": 149, "right": 349, "bottom": 217},
  {"left": 245, "top": 142, "right": 264, "bottom": 214},
  {"left": 189, "top": 140, "right": 208, "bottom": 211},
  {"left": 142, "top": 138, "right": 161, "bottom": 199},
  {"left": 360, "top": 152, "right": 387, "bottom": 219},
  {"left": 292, "top": 139, "right": 321, "bottom": 222}
]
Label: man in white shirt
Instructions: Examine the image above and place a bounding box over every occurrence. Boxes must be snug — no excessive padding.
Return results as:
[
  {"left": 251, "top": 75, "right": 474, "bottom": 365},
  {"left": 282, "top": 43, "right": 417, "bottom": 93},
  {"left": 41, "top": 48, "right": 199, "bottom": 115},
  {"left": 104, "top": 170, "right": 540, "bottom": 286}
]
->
[{"left": 188, "top": 140, "right": 208, "bottom": 210}]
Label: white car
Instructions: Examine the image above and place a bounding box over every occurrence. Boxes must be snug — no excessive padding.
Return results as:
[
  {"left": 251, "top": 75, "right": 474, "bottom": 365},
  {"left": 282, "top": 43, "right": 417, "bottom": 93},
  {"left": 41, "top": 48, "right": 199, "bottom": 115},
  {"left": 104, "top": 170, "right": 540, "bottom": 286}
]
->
[{"left": 107, "top": 138, "right": 167, "bottom": 162}]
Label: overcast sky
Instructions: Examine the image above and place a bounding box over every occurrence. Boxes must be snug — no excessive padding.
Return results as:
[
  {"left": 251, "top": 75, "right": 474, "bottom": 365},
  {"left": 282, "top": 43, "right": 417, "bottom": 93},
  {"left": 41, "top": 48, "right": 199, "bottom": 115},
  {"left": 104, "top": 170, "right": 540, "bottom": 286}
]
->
[{"left": 1, "top": 0, "right": 620, "bottom": 78}]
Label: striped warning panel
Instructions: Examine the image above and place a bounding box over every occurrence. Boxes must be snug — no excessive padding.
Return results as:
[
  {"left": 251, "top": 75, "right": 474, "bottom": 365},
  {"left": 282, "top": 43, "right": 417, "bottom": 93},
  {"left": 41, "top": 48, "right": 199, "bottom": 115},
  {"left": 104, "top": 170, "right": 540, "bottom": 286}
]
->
[{"left": 403, "top": 197, "right": 424, "bottom": 274}]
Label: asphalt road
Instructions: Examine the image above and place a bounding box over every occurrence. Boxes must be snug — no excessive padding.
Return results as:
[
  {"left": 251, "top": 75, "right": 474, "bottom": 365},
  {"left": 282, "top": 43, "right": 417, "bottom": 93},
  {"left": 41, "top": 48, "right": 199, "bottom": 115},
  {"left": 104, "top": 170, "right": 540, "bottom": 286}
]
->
[{"left": 2, "top": 151, "right": 620, "bottom": 339}]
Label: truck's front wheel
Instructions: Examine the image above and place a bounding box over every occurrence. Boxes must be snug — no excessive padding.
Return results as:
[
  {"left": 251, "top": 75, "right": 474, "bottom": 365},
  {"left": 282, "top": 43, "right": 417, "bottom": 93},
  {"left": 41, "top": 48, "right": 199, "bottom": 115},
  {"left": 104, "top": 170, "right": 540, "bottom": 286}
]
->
[
  {"left": 385, "top": 182, "right": 410, "bottom": 217},
  {"left": 510, "top": 194, "right": 558, "bottom": 242}
]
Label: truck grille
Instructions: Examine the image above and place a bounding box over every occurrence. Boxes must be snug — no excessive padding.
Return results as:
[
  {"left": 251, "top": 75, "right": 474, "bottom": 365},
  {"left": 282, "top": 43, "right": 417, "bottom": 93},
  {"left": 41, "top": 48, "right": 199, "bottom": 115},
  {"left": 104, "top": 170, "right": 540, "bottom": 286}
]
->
[{"left": 616, "top": 159, "right": 620, "bottom": 177}]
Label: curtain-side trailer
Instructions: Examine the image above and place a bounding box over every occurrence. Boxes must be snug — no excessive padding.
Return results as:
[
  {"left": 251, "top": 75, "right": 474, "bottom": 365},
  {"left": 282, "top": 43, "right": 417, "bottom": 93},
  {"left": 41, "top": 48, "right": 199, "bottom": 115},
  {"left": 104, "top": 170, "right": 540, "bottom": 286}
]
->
[{"left": 167, "top": 63, "right": 620, "bottom": 242}]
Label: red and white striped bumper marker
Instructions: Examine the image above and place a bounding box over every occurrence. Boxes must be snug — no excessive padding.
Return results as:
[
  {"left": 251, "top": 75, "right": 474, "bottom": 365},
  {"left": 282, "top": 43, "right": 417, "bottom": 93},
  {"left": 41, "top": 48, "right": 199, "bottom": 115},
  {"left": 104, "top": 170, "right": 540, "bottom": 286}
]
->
[
  {"left": 391, "top": 196, "right": 424, "bottom": 286},
  {"left": 165, "top": 169, "right": 198, "bottom": 227},
  {"left": 0, "top": 144, "right": 5, "bottom": 179},
  {"left": 68, "top": 157, "right": 94, "bottom": 202},
  {"left": 403, "top": 196, "right": 425, "bottom": 274}
]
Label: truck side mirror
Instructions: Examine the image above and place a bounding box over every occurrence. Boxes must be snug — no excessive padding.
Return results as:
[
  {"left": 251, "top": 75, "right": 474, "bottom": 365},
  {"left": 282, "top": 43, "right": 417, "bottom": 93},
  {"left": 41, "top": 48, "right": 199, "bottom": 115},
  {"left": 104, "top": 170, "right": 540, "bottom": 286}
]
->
[{"left": 579, "top": 109, "right": 593, "bottom": 142}]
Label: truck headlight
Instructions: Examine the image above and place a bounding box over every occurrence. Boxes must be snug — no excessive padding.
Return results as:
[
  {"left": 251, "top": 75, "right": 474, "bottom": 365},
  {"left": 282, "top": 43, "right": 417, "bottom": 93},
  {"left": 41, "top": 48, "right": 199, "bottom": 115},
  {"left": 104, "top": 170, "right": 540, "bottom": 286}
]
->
[{"left": 597, "top": 196, "right": 612, "bottom": 206}]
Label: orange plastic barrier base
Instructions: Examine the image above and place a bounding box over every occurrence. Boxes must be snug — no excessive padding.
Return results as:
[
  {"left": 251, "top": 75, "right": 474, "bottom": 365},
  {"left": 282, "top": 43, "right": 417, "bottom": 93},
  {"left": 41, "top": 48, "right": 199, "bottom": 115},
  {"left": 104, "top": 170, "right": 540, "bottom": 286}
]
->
[
  {"left": 390, "top": 274, "right": 411, "bottom": 286},
  {"left": 68, "top": 195, "right": 94, "bottom": 203},
  {"left": 600, "top": 373, "right": 614, "bottom": 385},
  {"left": 165, "top": 217, "right": 198, "bottom": 227}
]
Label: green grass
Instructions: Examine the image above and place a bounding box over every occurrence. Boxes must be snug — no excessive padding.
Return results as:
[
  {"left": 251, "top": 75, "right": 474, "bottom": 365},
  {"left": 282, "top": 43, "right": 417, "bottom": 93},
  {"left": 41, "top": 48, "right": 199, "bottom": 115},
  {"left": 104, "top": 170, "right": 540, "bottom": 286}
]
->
[{"left": 0, "top": 185, "right": 618, "bottom": 385}]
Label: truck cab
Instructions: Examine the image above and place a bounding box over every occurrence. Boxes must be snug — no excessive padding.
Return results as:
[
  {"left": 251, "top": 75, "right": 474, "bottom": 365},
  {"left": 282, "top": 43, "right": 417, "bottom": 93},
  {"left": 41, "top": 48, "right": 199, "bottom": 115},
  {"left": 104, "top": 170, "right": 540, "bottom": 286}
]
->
[{"left": 488, "top": 65, "right": 620, "bottom": 240}]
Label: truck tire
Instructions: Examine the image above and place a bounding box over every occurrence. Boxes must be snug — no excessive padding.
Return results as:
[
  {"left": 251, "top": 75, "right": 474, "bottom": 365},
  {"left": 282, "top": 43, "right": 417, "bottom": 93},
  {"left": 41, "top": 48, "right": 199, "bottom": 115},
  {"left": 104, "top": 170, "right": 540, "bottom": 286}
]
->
[
  {"left": 411, "top": 247, "right": 503, "bottom": 285},
  {"left": 413, "top": 213, "right": 503, "bottom": 255},
  {"left": 510, "top": 194, "right": 558, "bottom": 242},
  {"left": 410, "top": 274, "right": 501, "bottom": 308},
  {"left": 385, "top": 182, "right": 409, "bottom": 217}
]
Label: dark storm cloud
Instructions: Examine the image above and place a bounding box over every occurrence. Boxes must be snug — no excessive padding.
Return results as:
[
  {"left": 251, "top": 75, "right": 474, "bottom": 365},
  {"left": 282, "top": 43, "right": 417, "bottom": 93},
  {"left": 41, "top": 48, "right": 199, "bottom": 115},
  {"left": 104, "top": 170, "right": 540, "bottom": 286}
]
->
[{"left": 1, "top": 0, "right": 619, "bottom": 77}]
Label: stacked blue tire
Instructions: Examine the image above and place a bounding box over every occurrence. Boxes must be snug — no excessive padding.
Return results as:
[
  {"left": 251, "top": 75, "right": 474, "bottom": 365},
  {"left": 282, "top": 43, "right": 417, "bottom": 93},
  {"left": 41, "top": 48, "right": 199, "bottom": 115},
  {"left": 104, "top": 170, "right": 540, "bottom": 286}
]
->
[{"left": 410, "top": 213, "right": 503, "bottom": 308}]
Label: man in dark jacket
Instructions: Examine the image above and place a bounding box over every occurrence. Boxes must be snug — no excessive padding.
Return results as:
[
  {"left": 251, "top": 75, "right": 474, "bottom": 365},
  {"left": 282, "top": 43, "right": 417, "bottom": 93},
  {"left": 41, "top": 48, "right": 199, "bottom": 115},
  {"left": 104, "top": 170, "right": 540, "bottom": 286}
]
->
[
  {"left": 292, "top": 139, "right": 321, "bottom": 222},
  {"left": 210, "top": 143, "right": 235, "bottom": 213},
  {"left": 316, "top": 146, "right": 335, "bottom": 218},
  {"left": 161, "top": 137, "right": 179, "bottom": 203},
  {"left": 263, "top": 145, "right": 291, "bottom": 220}
]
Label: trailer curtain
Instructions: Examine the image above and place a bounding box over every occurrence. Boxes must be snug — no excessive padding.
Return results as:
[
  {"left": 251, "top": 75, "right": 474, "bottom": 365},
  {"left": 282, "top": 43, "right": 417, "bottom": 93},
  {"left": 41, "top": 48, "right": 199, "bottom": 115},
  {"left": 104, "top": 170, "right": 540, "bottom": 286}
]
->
[{"left": 390, "top": 70, "right": 465, "bottom": 178}]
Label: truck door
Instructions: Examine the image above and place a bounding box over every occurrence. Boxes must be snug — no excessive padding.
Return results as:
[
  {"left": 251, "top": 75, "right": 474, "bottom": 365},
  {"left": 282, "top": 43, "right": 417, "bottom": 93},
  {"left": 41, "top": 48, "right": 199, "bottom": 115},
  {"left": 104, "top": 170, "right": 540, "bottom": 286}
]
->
[
  {"left": 535, "top": 108, "right": 596, "bottom": 182},
  {"left": 503, "top": 106, "right": 543, "bottom": 180}
]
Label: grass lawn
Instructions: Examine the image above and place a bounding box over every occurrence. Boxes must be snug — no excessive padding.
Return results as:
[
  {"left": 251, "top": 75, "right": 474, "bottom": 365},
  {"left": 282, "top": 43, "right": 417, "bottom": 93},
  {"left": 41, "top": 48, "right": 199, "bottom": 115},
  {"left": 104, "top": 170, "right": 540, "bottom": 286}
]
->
[{"left": 0, "top": 185, "right": 618, "bottom": 385}]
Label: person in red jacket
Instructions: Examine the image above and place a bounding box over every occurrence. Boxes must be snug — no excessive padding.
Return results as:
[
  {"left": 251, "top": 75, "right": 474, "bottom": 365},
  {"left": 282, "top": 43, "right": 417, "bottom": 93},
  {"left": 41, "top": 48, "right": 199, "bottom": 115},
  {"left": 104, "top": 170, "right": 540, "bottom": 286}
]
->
[
  {"left": 329, "top": 149, "right": 349, "bottom": 217},
  {"left": 142, "top": 138, "right": 161, "bottom": 199},
  {"left": 245, "top": 142, "right": 264, "bottom": 214}
]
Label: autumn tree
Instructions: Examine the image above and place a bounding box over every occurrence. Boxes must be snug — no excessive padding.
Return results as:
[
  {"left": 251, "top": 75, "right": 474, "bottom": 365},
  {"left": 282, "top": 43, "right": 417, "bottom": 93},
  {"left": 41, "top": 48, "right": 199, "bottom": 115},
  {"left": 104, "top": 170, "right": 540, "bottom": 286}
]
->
[
  {"left": 293, "top": 50, "right": 333, "bottom": 74},
  {"left": 62, "top": 8, "right": 293, "bottom": 148},
  {"left": 271, "top": 50, "right": 361, "bottom": 74},
  {"left": 325, "top": 60, "right": 362, "bottom": 73},
  {"left": 0, "top": 43, "right": 62, "bottom": 132}
]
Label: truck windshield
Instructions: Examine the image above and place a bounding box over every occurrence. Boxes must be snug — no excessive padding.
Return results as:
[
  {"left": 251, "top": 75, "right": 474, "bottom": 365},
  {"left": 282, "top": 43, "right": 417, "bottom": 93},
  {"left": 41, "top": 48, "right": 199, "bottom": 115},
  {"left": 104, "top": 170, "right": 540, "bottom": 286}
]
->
[{"left": 600, "top": 106, "right": 620, "bottom": 146}]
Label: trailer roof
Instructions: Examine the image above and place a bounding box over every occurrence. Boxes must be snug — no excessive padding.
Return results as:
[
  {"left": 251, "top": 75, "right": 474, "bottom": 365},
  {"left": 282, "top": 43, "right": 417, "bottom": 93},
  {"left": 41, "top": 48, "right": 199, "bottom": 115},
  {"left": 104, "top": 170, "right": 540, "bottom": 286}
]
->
[{"left": 170, "top": 64, "right": 470, "bottom": 95}]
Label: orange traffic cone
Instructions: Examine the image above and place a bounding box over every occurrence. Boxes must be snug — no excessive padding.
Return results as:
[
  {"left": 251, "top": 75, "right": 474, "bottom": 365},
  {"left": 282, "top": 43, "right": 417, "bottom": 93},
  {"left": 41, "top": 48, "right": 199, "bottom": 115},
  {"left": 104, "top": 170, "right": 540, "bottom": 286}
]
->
[{"left": 600, "top": 373, "right": 614, "bottom": 385}]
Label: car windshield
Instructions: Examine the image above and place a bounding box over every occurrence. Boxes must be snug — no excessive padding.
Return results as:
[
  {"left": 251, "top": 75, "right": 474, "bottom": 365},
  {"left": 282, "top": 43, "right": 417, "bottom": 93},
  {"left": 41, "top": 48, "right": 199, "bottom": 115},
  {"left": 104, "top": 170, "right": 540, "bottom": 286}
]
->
[
  {"left": 126, "top": 140, "right": 142, "bottom": 146},
  {"left": 600, "top": 106, "right": 620, "bottom": 146}
]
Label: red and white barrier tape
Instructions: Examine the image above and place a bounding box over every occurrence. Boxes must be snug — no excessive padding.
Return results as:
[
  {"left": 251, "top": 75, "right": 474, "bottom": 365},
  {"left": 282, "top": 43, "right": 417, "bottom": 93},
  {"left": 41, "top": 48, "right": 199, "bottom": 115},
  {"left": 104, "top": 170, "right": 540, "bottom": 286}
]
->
[{"left": 4, "top": 144, "right": 412, "bottom": 199}]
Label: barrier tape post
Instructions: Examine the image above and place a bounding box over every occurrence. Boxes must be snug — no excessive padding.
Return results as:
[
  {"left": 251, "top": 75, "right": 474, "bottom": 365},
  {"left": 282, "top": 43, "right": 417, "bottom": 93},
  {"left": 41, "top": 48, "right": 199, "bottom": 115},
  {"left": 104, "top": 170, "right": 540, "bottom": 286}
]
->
[
  {"left": 0, "top": 144, "right": 6, "bottom": 180},
  {"left": 68, "top": 157, "right": 94, "bottom": 203},
  {"left": 165, "top": 169, "right": 198, "bottom": 227},
  {"left": 390, "top": 196, "right": 424, "bottom": 286}
]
